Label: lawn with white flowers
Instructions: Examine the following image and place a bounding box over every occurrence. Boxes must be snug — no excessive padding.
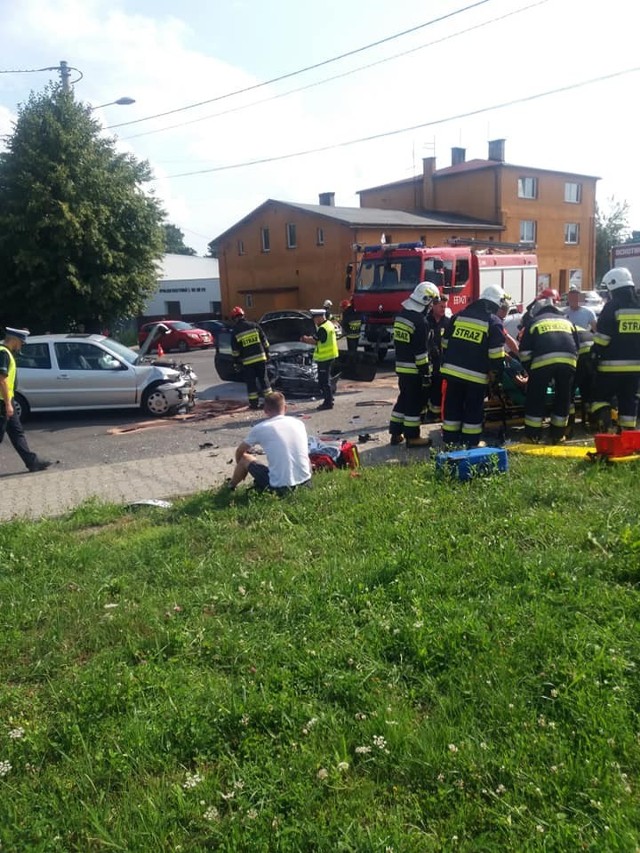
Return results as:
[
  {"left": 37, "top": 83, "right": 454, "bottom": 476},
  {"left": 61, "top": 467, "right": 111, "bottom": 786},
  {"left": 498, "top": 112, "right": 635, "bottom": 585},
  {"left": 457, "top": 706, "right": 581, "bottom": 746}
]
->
[{"left": 1, "top": 455, "right": 639, "bottom": 851}]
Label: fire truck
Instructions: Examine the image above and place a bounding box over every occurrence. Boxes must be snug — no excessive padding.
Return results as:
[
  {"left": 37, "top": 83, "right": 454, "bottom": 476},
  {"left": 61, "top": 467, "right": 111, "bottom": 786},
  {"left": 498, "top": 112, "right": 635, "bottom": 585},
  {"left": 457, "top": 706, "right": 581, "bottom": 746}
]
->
[{"left": 346, "top": 239, "right": 538, "bottom": 360}]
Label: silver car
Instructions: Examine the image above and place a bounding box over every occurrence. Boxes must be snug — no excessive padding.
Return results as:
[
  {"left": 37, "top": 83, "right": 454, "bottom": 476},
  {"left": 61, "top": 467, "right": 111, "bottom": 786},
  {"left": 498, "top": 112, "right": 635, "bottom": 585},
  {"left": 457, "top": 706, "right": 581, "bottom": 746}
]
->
[{"left": 13, "top": 333, "right": 197, "bottom": 419}]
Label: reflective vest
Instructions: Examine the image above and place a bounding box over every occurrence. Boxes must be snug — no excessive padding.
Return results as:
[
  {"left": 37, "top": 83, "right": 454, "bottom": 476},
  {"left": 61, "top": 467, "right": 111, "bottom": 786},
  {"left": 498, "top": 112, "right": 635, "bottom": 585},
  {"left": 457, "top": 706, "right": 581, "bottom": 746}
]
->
[
  {"left": 231, "top": 319, "right": 269, "bottom": 366},
  {"left": 593, "top": 298, "right": 640, "bottom": 373},
  {"left": 0, "top": 345, "right": 16, "bottom": 400},
  {"left": 341, "top": 307, "right": 362, "bottom": 341},
  {"left": 519, "top": 309, "right": 578, "bottom": 371},
  {"left": 441, "top": 300, "right": 505, "bottom": 385},
  {"left": 393, "top": 308, "right": 428, "bottom": 375},
  {"left": 314, "top": 321, "right": 338, "bottom": 362}
]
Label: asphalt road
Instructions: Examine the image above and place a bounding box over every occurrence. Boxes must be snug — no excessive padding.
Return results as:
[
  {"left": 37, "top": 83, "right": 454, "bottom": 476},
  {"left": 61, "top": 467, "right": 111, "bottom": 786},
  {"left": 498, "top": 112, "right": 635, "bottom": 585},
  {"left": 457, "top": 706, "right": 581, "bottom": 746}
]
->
[{"left": 3, "top": 348, "right": 400, "bottom": 478}]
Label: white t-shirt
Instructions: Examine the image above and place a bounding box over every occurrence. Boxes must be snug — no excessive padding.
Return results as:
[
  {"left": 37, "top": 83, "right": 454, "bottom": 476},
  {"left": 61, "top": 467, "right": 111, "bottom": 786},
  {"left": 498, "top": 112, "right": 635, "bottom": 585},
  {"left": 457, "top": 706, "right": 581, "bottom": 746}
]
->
[
  {"left": 244, "top": 415, "right": 312, "bottom": 488},
  {"left": 564, "top": 305, "right": 596, "bottom": 330}
]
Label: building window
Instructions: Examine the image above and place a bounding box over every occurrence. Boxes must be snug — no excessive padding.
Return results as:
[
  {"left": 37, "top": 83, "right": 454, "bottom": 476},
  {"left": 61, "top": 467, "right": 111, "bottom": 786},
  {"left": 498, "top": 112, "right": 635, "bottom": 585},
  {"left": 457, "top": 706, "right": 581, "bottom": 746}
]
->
[
  {"left": 245, "top": 294, "right": 254, "bottom": 309},
  {"left": 286, "top": 223, "right": 297, "bottom": 249},
  {"left": 260, "top": 227, "right": 270, "bottom": 253},
  {"left": 520, "top": 220, "right": 537, "bottom": 243},
  {"left": 237, "top": 239, "right": 245, "bottom": 255},
  {"left": 569, "top": 269, "right": 583, "bottom": 288},
  {"left": 564, "top": 223, "right": 580, "bottom": 245},
  {"left": 518, "top": 177, "right": 538, "bottom": 199},
  {"left": 316, "top": 227, "right": 324, "bottom": 246},
  {"left": 565, "top": 182, "right": 582, "bottom": 203}
]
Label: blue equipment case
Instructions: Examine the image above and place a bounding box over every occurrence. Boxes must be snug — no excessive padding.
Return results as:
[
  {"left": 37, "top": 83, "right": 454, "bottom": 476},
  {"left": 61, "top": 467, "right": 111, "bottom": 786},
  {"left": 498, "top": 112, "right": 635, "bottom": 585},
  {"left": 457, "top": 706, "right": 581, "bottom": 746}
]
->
[{"left": 435, "top": 447, "right": 508, "bottom": 482}]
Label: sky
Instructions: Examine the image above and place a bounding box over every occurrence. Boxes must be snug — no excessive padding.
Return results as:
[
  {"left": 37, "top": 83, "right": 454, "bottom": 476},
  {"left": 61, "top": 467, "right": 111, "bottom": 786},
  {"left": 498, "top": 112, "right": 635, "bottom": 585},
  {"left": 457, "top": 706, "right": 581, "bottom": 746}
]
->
[{"left": 1, "top": 0, "right": 639, "bottom": 256}]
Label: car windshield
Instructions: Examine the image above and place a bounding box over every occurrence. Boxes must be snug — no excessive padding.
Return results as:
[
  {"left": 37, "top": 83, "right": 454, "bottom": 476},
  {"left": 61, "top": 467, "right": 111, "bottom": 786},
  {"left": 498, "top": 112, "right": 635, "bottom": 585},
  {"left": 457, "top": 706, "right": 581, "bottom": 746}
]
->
[
  {"left": 100, "top": 338, "right": 138, "bottom": 365},
  {"left": 168, "top": 321, "right": 193, "bottom": 331},
  {"left": 356, "top": 257, "right": 422, "bottom": 291}
]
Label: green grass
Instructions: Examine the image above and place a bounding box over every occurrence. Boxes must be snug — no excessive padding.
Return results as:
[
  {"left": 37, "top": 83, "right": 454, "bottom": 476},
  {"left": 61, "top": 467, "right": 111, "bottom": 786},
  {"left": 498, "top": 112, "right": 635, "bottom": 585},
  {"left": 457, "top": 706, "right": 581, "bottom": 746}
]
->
[{"left": 1, "top": 456, "right": 639, "bottom": 851}]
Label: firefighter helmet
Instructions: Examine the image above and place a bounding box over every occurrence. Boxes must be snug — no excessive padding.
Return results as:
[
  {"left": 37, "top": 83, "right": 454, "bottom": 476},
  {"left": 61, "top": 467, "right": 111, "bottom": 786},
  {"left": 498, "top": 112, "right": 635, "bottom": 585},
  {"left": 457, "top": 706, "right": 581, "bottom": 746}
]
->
[
  {"left": 402, "top": 281, "right": 440, "bottom": 312},
  {"left": 230, "top": 306, "right": 245, "bottom": 319},
  {"left": 479, "top": 284, "right": 507, "bottom": 307},
  {"left": 340, "top": 298, "right": 351, "bottom": 309},
  {"left": 323, "top": 299, "right": 333, "bottom": 308},
  {"left": 538, "top": 288, "right": 560, "bottom": 302},
  {"left": 602, "top": 266, "right": 635, "bottom": 291}
]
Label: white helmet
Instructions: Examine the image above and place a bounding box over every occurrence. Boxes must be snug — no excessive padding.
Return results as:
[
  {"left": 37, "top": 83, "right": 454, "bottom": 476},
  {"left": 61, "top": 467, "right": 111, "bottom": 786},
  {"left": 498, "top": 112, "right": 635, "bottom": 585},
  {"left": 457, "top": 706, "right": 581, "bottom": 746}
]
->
[
  {"left": 479, "top": 284, "right": 507, "bottom": 308},
  {"left": 602, "top": 267, "right": 635, "bottom": 291},
  {"left": 323, "top": 299, "right": 333, "bottom": 308},
  {"left": 402, "top": 281, "right": 440, "bottom": 312}
]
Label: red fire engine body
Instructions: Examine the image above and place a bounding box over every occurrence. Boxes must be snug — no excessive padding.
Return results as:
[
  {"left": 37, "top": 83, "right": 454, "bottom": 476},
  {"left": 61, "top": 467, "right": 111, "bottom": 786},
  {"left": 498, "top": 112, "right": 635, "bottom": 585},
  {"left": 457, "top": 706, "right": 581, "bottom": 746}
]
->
[{"left": 349, "top": 240, "right": 538, "bottom": 358}]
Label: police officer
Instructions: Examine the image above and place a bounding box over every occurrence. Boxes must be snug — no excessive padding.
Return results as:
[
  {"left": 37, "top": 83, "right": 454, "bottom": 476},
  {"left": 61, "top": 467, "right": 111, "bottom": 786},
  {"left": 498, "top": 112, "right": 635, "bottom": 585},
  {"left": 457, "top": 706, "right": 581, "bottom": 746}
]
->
[
  {"left": 0, "top": 327, "right": 51, "bottom": 473},
  {"left": 590, "top": 267, "right": 640, "bottom": 431},
  {"left": 301, "top": 308, "right": 339, "bottom": 410},
  {"left": 424, "top": 291, "right": 451, "bottom": 421},
  {"left": 441, "top": 285, "right": 507, "bottom": 448},
  {"left": 229, "top": 306, "right": 272, "bottom": 410},
  {"left": 519, "top": 293, "right": 579, "bottom": 444},
  {"left": 389, "top": 281, "right": 440, "bottom": 447},
  {"left": 340, "top": 297, "right": 362, "bottom": 360}
]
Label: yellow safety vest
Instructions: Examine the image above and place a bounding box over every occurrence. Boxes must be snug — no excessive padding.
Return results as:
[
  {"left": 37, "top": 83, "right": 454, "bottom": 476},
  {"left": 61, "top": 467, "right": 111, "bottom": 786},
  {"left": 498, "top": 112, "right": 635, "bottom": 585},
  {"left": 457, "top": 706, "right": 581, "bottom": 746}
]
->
[
  {"left": 0, "top": 345, "right": 16, "bottom": 400},
  {"left": 314, "top": 321, "right": 338, "bottom": 362}
]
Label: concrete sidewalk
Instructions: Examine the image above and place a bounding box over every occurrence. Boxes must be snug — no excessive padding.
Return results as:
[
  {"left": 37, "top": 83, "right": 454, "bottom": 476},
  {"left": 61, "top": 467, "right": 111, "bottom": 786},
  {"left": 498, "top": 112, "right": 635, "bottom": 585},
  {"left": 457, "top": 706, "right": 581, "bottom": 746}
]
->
[
  {"left": 2, "top": 447, "right": 239, "bottom": 522},
  {"left": 1, "top": 433, "right": 426, "bottom": 523}
]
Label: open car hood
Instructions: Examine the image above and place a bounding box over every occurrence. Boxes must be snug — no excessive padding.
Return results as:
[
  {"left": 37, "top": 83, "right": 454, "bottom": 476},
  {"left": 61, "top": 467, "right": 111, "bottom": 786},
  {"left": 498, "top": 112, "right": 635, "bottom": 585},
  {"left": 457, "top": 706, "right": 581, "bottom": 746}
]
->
[{"left": 259, "top": 311, "right": 316, "bottom": 344}]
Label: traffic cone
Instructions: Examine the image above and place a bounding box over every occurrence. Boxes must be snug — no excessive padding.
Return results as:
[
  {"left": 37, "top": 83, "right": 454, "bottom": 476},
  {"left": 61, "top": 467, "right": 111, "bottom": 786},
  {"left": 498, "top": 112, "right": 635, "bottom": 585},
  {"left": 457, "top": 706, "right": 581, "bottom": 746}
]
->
[{"left": 157, "top": 342, "right": 164, "bottom": 358}]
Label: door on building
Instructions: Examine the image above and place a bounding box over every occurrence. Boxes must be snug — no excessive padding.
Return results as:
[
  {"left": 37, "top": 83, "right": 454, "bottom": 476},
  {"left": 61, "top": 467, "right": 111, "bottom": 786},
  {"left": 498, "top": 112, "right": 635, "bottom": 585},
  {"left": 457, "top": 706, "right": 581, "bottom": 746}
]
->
[{"left": 165, "top": 300, "right": 181, "bottom": 318}]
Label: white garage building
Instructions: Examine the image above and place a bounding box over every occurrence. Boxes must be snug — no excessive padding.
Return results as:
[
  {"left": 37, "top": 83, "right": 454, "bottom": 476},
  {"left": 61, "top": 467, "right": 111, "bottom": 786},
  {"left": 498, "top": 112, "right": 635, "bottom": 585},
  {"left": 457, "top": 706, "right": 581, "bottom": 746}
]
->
[{"left": 142, "top": 254, "right": 221, "bottom": 323}]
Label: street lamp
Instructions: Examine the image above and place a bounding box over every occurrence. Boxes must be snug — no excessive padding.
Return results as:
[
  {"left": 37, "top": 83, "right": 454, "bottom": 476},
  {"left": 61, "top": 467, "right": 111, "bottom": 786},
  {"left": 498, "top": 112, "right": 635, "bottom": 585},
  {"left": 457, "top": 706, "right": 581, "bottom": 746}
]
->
[{"left": 90, "top": 97, "right": 136, "bottom": 110}]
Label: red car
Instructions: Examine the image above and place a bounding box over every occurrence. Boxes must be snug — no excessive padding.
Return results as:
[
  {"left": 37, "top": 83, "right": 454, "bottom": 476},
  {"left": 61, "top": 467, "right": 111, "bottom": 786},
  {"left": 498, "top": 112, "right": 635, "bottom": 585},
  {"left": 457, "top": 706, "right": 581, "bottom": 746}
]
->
[{"left": 138, "top": 320, "right": 213, "bottom": 353}]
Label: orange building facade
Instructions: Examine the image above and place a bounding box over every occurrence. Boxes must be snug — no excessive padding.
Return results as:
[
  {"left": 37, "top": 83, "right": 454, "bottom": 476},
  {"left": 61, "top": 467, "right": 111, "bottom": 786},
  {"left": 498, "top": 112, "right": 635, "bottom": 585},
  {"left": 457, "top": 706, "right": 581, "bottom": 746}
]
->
[{"left": 211, "top": 141, "right": 598, "bottom": 318}]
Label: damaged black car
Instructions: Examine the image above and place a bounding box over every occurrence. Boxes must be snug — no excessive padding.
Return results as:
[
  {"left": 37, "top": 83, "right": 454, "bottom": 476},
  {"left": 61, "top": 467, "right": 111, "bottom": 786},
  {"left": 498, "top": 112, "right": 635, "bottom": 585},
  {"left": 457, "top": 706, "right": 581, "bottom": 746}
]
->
[{"left": 214, "top": 310, "right": 374, "bottom": 396}]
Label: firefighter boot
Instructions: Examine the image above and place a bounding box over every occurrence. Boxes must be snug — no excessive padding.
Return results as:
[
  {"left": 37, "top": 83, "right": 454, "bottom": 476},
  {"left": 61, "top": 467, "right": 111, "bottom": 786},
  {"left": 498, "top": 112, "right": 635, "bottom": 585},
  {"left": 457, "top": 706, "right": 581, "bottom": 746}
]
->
[{"left": 406, "top": 436, "right": 431, "bottom": 448}]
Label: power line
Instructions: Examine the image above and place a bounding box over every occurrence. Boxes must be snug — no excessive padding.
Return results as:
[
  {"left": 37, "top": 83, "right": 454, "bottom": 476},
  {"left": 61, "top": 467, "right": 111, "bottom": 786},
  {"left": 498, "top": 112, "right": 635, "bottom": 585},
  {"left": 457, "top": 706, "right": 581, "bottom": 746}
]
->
[
  {"left": 155, "top": 65, "right": 640, "bottom": 181},
  {"left": 106, "top": 0, "right": 493, "bottom": 130},
  {"left": 122, "top": 0, "right": 548, "bottom": 142}
]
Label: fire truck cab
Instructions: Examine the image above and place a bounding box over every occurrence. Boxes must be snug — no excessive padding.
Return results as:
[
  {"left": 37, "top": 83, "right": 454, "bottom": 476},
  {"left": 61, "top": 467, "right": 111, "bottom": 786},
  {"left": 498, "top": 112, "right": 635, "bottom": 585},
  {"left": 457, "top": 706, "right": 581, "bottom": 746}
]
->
[{"left": 348, "top": 241, "right": 538, "bottom": 360}]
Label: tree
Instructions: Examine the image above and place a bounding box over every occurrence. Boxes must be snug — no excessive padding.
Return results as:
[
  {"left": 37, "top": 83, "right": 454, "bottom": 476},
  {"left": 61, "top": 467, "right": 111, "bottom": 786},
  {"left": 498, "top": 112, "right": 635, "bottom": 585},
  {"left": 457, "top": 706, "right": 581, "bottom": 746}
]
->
[
  {"left": 0, "top": 86, "right": 165, "bottom": 333},
  {"left": 163, "top": 223, "right": 196, "bottom": 255},
  {"left": 595, "top": 197, "right": 630, "bottom": 282}
]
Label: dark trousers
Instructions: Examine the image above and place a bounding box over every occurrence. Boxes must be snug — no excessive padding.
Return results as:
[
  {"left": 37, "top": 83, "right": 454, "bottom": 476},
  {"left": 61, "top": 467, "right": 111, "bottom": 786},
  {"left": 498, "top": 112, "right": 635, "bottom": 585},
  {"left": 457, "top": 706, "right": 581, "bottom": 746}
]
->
[
  {"left": 441, "top": 377, "right": 486, "bottom": 447},
  {"left": 0, "top": 402, "right": 37, "bottom": 470},
  {"left": 525, "top": 364, "right": 574, "bottom": 441},
  {"left": 591, "top": 372, "right": 640, "bottom": 431},
  {"left": 316, "top": 360, "right": 334, "bottom": 407},
  {"left": 243, "top": 362, "right": 272, "bottom": 409},
  {"left": 390, "top": 373, "right": 423, "bottom": 439},
  {"left": 346, "top": 337, "right": 359, "bottom": 355}
]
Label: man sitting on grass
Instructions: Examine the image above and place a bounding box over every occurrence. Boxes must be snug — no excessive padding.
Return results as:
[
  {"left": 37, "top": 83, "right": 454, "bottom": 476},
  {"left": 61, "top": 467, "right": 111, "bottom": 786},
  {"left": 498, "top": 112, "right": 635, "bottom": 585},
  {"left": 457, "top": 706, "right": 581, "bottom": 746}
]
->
[{"left": 227, "top": 391, "right": 312, "bottom": 494}]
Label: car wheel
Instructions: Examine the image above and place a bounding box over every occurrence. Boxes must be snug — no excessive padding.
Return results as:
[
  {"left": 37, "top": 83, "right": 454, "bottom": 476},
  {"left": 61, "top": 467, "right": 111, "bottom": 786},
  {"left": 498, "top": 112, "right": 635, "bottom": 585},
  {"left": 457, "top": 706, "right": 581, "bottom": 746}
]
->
[
  {"left": 177, "top": 340, "right": 189, "bottom": 353},
  {"left": 13, "top": 393, "right": 30, "bottom": 422},
  {"left": 142, "top": 385, "right": 172, "bottom": 417}
]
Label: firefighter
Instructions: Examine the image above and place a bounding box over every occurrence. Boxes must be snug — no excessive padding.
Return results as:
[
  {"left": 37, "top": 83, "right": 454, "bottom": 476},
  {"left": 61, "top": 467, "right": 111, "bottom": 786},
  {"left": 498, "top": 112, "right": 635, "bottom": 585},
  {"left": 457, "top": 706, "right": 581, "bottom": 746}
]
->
[
  {"left": 440, "top": 284, "right": 507, "bottom": 448},
  {"left": 340, "top": 297, "right": 362, "bottom": 360},
  {"left": 519, "top": 293, "right": 579, "bottom": 444},
  {"left": 389, "top": 281, "right": 440, "bottom": 447},
  {"left": 424, "top": 291, "right": 451, "bottom": 421},
  {"left": 568, "top": 325, "right": 595, "bottom": 430},
  {"left": 229, "top": 306, "right": 272, "bottom": 410},
  {"left": 323, "top": 299, "right": 334, "bottom": 321},
  {"left": 301, "top": 308, "right": 339, "bottom": 410},
  {"left": 590, "top": 267, "right": 640, "bottom": 431}
]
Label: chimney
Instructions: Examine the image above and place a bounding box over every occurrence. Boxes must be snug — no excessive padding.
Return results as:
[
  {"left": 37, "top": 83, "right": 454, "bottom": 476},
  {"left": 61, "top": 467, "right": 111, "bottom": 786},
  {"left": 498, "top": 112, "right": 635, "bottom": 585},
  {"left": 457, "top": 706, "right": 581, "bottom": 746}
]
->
[
  {"left": 488, "top": 139, "right": 505, "bottom": 162},
  {"left": 422, "top": 157, "right": 436, "bottom": 209},
  {"left": 451, "top": 147, "right": 466, "bottom": 166},
  {"left": 318, "top": 192, "right": 335, "bottom": 207}
]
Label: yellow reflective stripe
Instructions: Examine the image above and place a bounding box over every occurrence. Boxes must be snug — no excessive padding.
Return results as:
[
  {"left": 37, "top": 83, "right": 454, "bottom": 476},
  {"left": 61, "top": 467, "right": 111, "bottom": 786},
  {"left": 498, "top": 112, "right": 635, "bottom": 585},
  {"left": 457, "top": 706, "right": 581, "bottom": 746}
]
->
[
  {"left": 441, "top": 365, "right": 488, "bottom": 384},
  {"left": 243, "top": 354, "right": 267, "bottom": 365},
  {"left": 530, "top": 354, "right": 577, "bottom": 369}
]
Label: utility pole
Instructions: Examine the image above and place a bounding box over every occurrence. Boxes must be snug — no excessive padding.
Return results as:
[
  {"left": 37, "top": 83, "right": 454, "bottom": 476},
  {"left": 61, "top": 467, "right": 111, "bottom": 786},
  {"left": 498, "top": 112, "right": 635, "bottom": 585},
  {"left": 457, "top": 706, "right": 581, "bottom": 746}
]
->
[{"left": 59, "top": 60, "right": 71, "bottom": 92}]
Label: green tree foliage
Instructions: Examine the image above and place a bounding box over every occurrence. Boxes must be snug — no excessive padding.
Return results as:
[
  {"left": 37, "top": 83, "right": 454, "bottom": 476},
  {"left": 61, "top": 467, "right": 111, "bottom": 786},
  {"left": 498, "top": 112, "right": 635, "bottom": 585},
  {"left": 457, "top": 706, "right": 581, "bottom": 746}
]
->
[
  {"left": 163, "top": 223, "right": 196, "bottom": 255},
  {"left": 595, "top": 197, "right": 630, "bottom": 282},
  {"left": 0, "top": 86, "right": 165, "bottom": 332}
]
